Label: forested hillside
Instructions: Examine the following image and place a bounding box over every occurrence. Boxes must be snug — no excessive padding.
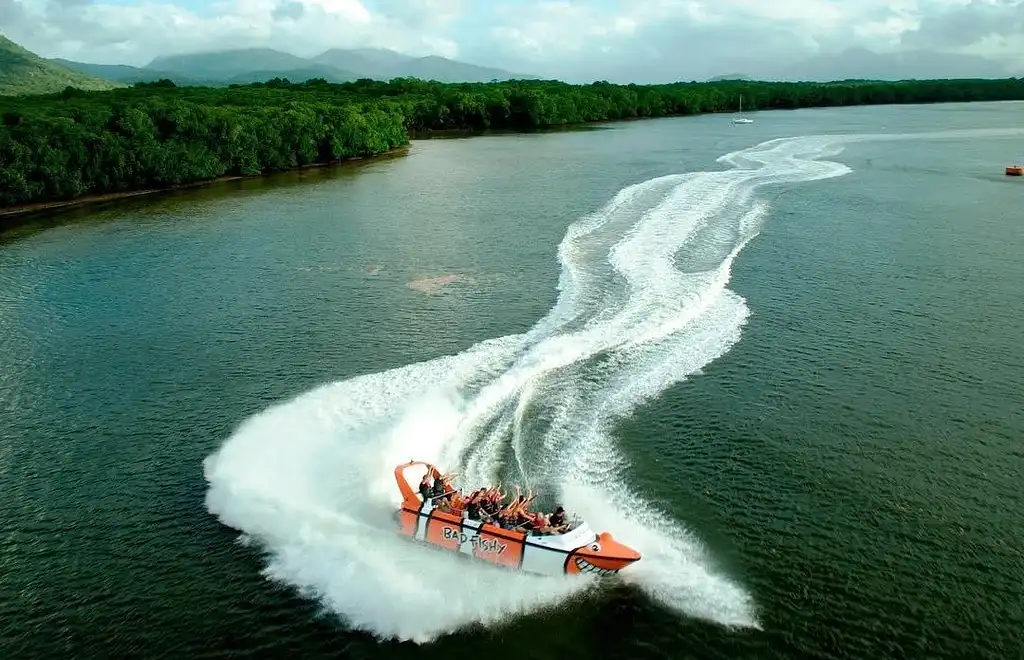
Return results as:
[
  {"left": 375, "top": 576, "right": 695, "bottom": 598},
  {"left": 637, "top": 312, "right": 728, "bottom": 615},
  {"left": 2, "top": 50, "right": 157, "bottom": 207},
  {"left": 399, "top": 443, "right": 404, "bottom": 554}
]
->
[
  {"left": 0, "top": 35, "right": 120, "bottom": 96},
  {"left": 2, "top": 76, "right": 1022, "bottom": 208}
]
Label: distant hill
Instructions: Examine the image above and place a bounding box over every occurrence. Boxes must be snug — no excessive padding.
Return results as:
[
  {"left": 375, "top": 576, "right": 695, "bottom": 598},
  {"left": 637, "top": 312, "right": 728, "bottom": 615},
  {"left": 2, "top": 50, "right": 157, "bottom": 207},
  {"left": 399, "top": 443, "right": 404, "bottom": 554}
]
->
[
  {"left": 222, "top": 64, "right": 359, "bottom": 85},
  {"left": 775, "top": 48, "right": 1013, "bottom": 82},
  {"left": 705, "top": 48, "right": 1017, "bottom": 83},
  {"left": 51, "top": 50, "right": 361, "bottom": 86},
  {"left": 146, "top": 48, "right": 309, "bottom": 75},
  {"left": 396, "top": 55, "right": 535, "bottom": 83},
  {"left": 48, "top": 46, "right": 534, "bottom": 88},
  {"left": 49, "top": 58, "right": 212, "bottom": 86},
  {"left": 143, "top": 47, "right": 363, "bottom": 81},
  {"left": 311, "top": 48, "right": 415, "bottom": 79},
  {"left": 0, "top": 35, "right": 120, "bottom": 95},
  {"left": 707, "top": 73, "right": 752, "bottom": 82}
]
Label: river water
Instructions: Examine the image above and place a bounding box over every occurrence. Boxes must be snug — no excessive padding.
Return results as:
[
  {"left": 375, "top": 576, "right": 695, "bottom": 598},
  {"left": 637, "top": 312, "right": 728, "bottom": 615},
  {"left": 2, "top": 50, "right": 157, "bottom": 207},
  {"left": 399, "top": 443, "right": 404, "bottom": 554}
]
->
[{"left": 2, "top": 101, "right": 1022, "bottom": 659}]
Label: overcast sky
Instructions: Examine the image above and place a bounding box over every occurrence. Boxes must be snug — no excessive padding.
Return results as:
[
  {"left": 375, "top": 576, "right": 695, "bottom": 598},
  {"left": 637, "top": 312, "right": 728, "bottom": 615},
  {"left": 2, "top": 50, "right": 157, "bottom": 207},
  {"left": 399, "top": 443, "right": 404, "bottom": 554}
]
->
[{"left": 2, "top": 0, "right": 1023, "bottom": 81}]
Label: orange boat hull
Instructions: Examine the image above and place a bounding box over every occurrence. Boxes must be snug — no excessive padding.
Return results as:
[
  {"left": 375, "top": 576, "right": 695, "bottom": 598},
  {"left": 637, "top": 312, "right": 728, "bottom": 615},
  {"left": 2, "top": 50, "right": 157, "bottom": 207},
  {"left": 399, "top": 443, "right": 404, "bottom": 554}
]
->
[
  {"left": 393, "top": 461, "right": 641, "bottom": 577},
  {"left": 1006, "top": 166, "right": 1023, "bottom": 176}
]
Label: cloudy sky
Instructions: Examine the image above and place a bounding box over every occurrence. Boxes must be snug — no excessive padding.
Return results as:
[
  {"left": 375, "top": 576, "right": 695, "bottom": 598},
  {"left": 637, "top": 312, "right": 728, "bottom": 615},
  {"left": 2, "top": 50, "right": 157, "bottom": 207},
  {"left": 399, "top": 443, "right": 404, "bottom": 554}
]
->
[{"left": 2, "top": 0, "right": 1023, "bottom": 81}]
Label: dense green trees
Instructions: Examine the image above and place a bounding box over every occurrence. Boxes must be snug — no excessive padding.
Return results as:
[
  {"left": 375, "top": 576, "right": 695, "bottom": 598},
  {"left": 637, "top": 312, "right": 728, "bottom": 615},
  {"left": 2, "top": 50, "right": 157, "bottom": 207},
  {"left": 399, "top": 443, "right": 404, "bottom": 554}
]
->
[{"left": 2, "top": 76, "right": 1023, "bottom": 208}]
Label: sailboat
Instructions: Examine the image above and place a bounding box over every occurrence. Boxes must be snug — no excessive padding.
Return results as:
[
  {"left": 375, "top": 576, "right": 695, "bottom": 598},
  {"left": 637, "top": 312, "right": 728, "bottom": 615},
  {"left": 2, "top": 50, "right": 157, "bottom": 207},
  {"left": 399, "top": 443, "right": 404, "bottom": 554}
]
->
[{"left": 732, "top": 95, "right": 754, "bottom": 124}]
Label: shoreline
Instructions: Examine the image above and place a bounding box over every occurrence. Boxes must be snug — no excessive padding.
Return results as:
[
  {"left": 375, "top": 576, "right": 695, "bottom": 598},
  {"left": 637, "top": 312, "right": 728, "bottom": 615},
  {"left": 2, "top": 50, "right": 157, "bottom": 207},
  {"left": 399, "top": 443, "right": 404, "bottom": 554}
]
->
[
  {"left": 2, "top": 97, "right": 1021, "bottom": 228},
  {"left": 408, "top": 123, "right": 611, "bottom": 139},
  {"left": 0, "top": 146, "right": 411, "bottom": 226},
  {"left": 0, "top": 123, "right": 616, "bottom": 225},
  {"left": 0, "top": 107, "right": 744, "bottom": 225}
]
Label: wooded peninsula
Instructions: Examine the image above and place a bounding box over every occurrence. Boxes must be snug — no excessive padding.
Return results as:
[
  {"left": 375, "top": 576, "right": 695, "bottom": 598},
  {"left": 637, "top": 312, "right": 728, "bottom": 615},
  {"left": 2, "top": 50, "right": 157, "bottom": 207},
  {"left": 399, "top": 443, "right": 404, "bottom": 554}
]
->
[{"left": 2, "top": 76, "right": 1022, "bottom": 209}]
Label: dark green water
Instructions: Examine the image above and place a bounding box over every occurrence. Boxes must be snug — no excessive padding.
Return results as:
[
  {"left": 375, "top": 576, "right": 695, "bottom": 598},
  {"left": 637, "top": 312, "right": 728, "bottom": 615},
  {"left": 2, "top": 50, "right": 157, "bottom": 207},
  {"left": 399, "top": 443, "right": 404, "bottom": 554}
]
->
[{"left": 2, "top": 101, "right": 1022, "bottom": 659}]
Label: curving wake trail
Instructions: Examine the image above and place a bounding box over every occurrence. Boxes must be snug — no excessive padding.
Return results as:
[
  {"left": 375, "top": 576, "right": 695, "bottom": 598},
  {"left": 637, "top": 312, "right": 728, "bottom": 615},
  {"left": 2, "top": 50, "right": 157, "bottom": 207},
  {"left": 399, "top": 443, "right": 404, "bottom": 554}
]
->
[{"left": 203, "top": 134, "right": 855, "bottom": 642}]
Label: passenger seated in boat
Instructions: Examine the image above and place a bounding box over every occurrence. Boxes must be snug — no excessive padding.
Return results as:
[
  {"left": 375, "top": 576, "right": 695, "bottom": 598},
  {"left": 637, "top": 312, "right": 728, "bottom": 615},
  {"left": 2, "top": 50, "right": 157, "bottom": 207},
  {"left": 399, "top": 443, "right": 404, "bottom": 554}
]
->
[
  {"left": 430, "top": 476, "right": 446, "bottom": 498},
  {"left": 487, "top": 484, "right": 504, "bottom": 503},
  {"left": 465, "top": 484, "right": 506, "bottom": 523},
  {"left": 497, "top": 493, "right": 520, "bottom": 519},
  {"left": 515, "top": 518, "right": 532, "bottom": 531},
  {"left": 497, "top": 487, "right": 536, "bottom": 530},
  {"left": 431, "top": 472, "right": 458, "bottom": 501},
  {"left": 418, "top": 474, "right": 433, "bottom": 499},
  {"left": 504, "top": 508, "right": 529, "bottom": 530},
  {"left": 495, "top": 512, "right": 513, "bottom": 529},
  {"left": 548, "top": 506, "right": 567, "bottom": 532},
  {"left": 450, "top": 489, "right": 467, "bottom": 512},
  {"left": 529, "top": 511, "right": 553, "bottom": 535},
  {"left": 507, "top": 486, "right": 534, "bottom": 511},
  {"left": 465, "top": 489, "right": 487, "bottom": 520},
  {"left": 478, "top": 486, "right": 503, "bottom": 519},
  {"left": 479, "top": 501, "right": 499, "bottom": 523}
]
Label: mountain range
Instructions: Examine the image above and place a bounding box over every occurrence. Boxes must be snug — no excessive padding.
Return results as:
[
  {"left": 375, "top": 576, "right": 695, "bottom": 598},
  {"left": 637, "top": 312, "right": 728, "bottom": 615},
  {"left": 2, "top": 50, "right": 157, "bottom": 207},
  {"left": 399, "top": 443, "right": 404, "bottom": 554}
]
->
[
  {"left": 705, "top": 48, "right": 1018, "bottom": 84},
  {"left": 2, "top": 32, "right": 1020, "bottom": 98},
  {"left": 50, "top": 46, "right": 537, "bottom": 88},
  {"left": 769, "top": 47, "right": 1017, "bottom": 82}
]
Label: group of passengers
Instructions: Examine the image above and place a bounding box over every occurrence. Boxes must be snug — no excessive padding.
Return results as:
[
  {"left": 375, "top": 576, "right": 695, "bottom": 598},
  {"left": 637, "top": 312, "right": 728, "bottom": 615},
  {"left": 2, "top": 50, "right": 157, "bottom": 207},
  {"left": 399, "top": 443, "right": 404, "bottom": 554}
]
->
[{"left": 418, "top": 472, "right": 569, "bottom": 535}]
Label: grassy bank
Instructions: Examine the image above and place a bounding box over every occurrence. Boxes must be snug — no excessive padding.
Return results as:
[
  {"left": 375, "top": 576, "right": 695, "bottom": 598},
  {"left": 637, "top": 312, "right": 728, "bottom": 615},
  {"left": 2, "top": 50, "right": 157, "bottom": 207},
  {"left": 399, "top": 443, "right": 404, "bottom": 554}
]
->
[{"left": 1, "top": 76, "right": 1022, "bottom": 214}]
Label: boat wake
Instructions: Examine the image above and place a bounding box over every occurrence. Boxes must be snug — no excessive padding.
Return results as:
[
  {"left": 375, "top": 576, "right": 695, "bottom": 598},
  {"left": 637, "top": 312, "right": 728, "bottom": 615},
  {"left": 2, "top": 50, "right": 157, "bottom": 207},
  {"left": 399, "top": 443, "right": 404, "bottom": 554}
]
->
[{"left": 203, "top": 134, "right": 854, "bottom": 642}]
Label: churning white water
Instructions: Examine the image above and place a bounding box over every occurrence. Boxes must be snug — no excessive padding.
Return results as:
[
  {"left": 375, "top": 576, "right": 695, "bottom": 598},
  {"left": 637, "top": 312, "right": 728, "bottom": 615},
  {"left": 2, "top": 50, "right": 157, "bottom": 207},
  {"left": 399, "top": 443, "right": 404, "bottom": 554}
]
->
[{"left": 203, "top": 134, "right": 861, "bottom": 642}]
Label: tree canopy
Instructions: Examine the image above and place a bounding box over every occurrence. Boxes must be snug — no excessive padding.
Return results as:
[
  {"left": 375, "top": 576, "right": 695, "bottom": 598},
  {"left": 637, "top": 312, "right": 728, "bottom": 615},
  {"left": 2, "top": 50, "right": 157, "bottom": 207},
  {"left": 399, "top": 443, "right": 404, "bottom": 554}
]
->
[{"left": 2, "top": 76, "right": 1022, "bottom": 208}]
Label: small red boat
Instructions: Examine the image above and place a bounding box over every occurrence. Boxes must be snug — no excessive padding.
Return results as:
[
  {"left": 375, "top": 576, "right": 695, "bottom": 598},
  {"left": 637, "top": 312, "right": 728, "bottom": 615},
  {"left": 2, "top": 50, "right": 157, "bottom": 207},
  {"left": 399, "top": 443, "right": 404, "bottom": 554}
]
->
[
  {"left": 393, "top": 461, "right": 641, "bottom": 576},
  {"left": 1006, "top": 165, "right": 1023, "bottom": 176}
]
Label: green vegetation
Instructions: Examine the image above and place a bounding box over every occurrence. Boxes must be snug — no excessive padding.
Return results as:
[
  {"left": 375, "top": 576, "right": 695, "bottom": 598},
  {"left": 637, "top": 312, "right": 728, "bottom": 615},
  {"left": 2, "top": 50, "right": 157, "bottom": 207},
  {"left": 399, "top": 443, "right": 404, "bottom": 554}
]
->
[
  {"left": 0, "top": 35, "right": 121, "bottom": 97},
  {"left": 2, "top": 74, "right": 1023, "bottom": 209}
]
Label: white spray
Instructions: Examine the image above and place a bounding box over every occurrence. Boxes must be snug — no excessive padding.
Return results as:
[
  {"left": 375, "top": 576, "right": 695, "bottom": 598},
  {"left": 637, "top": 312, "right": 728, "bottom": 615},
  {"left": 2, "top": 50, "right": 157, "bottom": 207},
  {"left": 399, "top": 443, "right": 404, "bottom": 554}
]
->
[{"left": 203, "top": 134, "right": 858, "bottom": 643}]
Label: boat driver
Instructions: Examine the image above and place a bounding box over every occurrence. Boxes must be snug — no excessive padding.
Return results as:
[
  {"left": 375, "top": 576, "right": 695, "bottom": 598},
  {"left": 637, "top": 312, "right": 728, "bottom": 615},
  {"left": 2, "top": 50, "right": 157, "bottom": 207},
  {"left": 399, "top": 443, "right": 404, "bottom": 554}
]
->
[{"left": 548, "top": 506, "right": 568, "bottom": 532}]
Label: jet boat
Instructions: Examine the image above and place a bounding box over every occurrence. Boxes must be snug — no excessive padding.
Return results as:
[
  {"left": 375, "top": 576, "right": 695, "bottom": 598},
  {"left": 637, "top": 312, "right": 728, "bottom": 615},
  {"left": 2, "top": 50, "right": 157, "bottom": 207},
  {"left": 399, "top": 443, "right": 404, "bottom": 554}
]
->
[{"left": 393, "top": 461, "right": 641, "bottom": 576}]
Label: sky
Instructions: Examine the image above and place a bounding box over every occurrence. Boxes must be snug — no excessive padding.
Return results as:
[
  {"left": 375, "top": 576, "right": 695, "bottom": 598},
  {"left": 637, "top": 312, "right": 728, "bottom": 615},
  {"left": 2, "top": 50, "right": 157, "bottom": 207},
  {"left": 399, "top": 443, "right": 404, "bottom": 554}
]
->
[{"left": 2, "top": 0, "right": 1023, "bottom": 81}]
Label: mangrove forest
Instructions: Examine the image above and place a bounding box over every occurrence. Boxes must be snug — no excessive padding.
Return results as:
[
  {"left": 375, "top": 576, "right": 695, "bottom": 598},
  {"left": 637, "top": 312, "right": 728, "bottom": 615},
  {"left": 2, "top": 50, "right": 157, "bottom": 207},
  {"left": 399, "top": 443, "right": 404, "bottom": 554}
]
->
[{"left": 2, "top": 76, "right": 1023, "bottom": 208}]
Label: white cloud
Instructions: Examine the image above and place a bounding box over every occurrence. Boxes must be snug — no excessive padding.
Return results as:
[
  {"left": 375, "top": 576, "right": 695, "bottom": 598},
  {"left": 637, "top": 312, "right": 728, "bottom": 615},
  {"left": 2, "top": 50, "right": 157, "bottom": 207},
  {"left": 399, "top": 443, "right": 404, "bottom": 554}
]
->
[
  {"left": 468, "top": 0, "right": 1022, "bottom": 81},
  {"left": 372, "top": 0, "right": 467, "bottom": 29},
  {"left": 3, "top": 0, "right": 441, "bottom": 64},
  {"left": 488, "top": 2, "right": 640, "bottom": 59},
  {"left": 1, "top": 0, "right": 1021, "bottom": 78}
]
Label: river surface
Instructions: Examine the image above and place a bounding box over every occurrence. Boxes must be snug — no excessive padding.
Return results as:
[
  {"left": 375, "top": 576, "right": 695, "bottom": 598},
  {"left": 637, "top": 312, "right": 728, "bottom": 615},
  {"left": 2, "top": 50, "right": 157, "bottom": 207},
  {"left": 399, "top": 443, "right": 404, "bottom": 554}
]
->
[{"left": 2, "top": 101, "right": 1023, "bottom": 660}]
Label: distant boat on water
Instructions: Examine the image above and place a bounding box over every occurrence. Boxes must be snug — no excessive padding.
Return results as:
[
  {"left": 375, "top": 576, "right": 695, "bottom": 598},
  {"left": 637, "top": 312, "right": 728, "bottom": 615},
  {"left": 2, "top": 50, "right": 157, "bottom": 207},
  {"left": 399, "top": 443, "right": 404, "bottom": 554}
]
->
[
  {"left": 733, "top": 95, "right": 754, "bottom": 124},
  {"left": 1006, "top": 164, "right": 1023, "bottom": 176}
]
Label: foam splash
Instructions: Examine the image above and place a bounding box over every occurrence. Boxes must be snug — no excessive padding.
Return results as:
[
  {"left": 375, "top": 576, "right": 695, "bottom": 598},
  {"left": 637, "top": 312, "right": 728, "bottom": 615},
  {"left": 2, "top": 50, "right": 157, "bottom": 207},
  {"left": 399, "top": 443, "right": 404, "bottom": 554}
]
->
[{"left": 203, "top": 134, "right": 856, "bottom": 642}]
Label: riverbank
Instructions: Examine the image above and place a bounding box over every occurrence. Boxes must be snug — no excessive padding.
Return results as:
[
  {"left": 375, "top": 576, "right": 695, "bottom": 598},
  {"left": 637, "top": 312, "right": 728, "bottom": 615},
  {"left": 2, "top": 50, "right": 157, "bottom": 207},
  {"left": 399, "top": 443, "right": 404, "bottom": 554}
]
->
[
  {"left": 408, "top": 123, "right": 610, "bottom": 139},
  {"left": 0, "top": 146, "right": 410, "bottom": 231},
  {"left": 0, "top": 116, "right": 673, "bottom": 231},
  {"left": 0, "top": 100, "right": 995, "bottom": 233},
  {"left": 2, "top": 75, "right": 1023, "bottom": 230},
  {"left": 0, "top": 116, "right": 657, "bottom": 231},
  {"left": 0, "top": 176, "right": 244, "bottom": 220}
]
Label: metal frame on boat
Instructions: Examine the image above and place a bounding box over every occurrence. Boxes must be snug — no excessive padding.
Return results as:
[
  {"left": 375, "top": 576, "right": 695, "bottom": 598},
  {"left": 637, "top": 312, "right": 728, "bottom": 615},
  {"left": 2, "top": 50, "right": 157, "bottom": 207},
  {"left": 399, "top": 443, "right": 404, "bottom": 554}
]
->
[{"left": 393, "top": 460, "right": 641, "bottom": 576}]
